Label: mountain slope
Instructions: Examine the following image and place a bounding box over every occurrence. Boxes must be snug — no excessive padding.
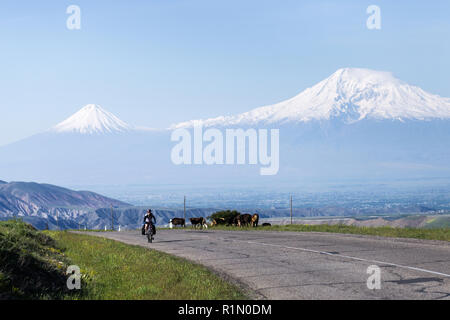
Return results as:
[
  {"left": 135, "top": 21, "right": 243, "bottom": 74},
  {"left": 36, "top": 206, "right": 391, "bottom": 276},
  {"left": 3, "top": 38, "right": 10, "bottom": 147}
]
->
[
  {"left": 0, "top": 179, "right": 219, "bottom": 229},
  {"left": 0, "top": 181, "right": 129, "bottom": 217},
  {"left": 172, "top": 68, "right": 450, "bottom": 128},
  {"left": 51, "top": 104, "right": 132, "bottom": 134}
]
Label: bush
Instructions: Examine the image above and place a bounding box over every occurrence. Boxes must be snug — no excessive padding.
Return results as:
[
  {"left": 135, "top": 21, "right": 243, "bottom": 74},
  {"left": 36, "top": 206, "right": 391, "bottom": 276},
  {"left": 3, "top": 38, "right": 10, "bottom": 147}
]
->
[{"left": 208, "top": 210, "right": 241, "bottom": 225}]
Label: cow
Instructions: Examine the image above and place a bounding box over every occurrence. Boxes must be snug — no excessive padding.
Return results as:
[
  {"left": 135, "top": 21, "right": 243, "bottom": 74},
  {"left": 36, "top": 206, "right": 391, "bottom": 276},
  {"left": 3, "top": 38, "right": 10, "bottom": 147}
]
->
[
  {"left": 170, "top": 217, "right": 185, "bottom": 228},
  {"left": 238, "top": 214, "right": 252, "bottom": 227},
  {"left": 262, "top": 222, "right": 271, "bottom": 227},
  {"left": 190, "top": 217, "right": 206, "bottom": 229},
  {"left": 210, "top": 217, "right": 226, "bottom": 227},
  {"left": 232, "top": 214, "right": 241, "bottom": 226},
  {"left": 251, "top": 213, "right": 259, "bottom": 227}
]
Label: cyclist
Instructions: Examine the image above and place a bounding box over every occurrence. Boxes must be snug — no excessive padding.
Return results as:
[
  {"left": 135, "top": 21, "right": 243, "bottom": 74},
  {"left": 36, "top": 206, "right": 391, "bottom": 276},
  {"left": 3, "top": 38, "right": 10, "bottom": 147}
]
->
[{"left": 143, "top": 209, "right": 156, "bottom": 237}]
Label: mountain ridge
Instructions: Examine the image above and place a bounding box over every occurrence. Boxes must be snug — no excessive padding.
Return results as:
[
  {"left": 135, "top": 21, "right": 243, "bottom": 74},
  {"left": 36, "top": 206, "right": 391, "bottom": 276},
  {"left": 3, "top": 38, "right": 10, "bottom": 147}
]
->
[
  {"left": 0, "top": 181, "right": 130, "bottom": 217},
  {"left": 171, "top": 68, "right": 450, "bottom": 128},
  {"left": 0, "top": 180, "right": 219, "bottom": 230},
  {"left": 34, "top": 68, "right": 450, "bottom": 135}
]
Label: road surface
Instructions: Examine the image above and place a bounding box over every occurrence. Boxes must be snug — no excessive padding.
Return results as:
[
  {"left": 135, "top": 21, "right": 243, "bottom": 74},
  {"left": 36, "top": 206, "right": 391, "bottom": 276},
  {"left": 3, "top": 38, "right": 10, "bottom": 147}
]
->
[{"left": 80, "top": 229, "right": 450, "bottom": 300}]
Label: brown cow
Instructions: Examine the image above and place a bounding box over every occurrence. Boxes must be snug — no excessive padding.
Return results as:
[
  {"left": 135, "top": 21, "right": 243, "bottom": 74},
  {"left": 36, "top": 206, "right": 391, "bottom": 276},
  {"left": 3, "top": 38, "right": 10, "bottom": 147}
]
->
[
  {"left": 170, "top": 218, "right": 185, "bottom": 227},
  {"left": 251, "top": 214, "right": 259, "bottom": 227},
  {"left": 211, "top": 217, "right": 226, "bottom": 227},
  {"left": 190, "top": 217, "right": 206, "bottom": 229}
]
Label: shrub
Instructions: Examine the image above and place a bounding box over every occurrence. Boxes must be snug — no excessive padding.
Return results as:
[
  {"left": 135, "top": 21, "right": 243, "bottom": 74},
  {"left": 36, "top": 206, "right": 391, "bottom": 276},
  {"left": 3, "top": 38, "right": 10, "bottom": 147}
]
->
[{"left": 208, "top": 210, "right": 241, "bottom": 225}]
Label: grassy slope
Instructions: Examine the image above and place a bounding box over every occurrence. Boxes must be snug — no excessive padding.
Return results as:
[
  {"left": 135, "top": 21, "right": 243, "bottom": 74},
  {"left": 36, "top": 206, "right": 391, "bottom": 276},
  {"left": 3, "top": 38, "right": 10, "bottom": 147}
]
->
[
  {"left": 210, "top": 224, "right": 450, "bottom": 241},
  {"left": 423, "top": 216, "right": 450, "bottom": 229},
  {"left": 0, "top": 219, "right": 245, "bottom": 300},
  {"left": 0, "top": 219, "right": 77, "bottom": 299},
  {"left": 48, "top": 231, "right": 246, "bottom": 300}
]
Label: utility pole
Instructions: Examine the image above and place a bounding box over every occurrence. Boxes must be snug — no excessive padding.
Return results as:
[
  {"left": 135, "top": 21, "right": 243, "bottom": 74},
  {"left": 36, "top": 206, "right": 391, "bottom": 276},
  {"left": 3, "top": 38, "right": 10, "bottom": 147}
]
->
[
  {"left": 184, "top": 195, "right": 186, "bottom": 224},
  {"left": 290, "top": 195, "right": 293, "bottom": 225},
  {"left": 110, "top": 205, "right": 114, "bottom": 231}
]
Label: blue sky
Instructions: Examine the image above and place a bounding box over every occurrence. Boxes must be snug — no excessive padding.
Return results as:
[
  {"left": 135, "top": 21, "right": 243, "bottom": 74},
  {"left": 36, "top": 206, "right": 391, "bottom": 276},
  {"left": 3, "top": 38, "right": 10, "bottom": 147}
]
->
[{"left": 0, "top": 0, "right": 449, "bottom": 145}]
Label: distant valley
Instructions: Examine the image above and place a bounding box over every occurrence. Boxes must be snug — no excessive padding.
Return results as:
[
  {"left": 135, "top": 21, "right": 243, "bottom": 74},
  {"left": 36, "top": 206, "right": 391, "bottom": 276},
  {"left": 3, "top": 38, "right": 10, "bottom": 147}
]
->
[{"left": 1, "top": 180, "right": 449, "bottom": 230}]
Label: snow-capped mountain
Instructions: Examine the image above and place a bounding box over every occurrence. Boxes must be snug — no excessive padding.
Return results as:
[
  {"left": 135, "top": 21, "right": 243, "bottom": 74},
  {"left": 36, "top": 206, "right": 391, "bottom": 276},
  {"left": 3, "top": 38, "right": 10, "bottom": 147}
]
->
[
  {"left": 172, "top": 68, "right": 450, "bottom": 128},
  {"left": 52, "top": 104, "right": 132, "bottom": 134},
  {"left": 0, "top": 68, "right": 449, "bottom": 186}
]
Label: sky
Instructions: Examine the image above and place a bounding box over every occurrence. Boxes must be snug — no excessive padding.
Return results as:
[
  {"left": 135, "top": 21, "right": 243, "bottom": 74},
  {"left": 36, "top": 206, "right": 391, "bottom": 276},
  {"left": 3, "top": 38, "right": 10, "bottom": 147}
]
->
[{"left": 0, "top": 0, "right": 449, "bottom": 146}]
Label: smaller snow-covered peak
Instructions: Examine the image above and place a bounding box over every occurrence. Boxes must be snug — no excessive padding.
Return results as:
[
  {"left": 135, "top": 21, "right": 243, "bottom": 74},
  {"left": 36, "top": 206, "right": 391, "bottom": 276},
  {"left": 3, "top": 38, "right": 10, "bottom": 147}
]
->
[{"left": 52, "top": 104, "right": 132, "bottom": 134}]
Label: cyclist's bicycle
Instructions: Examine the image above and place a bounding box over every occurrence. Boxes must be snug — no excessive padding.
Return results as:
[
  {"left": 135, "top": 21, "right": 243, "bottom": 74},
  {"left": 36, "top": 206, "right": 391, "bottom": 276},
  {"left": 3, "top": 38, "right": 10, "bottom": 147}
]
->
[{"left": 145, "top": 223, "right": 155, "bottom": 243}]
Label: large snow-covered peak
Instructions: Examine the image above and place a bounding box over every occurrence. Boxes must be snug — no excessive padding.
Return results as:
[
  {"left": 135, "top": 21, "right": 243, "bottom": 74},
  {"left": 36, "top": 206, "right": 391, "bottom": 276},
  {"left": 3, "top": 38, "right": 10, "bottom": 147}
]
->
[
  {"left": 52, "top": 104, "right": 132, "bottom": 134},
  {"left": 330, "top": 67, "right": 400, "bottom": 85},
  {"left": 172, "top": 68, "right": 450, "bottom": 128}
]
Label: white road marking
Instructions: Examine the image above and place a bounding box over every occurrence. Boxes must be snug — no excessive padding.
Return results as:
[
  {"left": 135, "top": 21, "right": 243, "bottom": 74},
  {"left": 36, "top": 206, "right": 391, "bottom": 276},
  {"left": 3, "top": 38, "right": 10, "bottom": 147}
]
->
[{"left": 224, "top": 238, "right": 450, "bottom": 278}]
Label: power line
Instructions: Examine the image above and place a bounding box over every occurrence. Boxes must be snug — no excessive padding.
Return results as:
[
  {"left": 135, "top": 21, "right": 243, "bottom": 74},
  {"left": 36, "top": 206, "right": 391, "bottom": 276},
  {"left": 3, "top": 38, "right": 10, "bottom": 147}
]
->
[
  {"left": 111, "top": 205, "right": 114, "bottom": 231},
  {"left": 290, "top": 195, "right": 293, "bottom": 225}
]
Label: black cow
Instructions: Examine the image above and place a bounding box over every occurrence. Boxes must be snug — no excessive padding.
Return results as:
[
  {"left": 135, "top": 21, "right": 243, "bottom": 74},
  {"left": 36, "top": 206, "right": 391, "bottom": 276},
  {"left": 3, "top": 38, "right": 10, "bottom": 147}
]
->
[
  {"left": 190, "top": 217, "right": 206, "bottom": 229},
  {"left": 170, "top": 218, "right": 185, "bottom": 227},
  {"left": 232, "top": 214, "right": 241, "bottom": 226},
  {"left": 262, "top": 223, "right": 271, "bottom": 227},
  {"left": 238, "top": 214, "right": 252, "bottom": 227}
]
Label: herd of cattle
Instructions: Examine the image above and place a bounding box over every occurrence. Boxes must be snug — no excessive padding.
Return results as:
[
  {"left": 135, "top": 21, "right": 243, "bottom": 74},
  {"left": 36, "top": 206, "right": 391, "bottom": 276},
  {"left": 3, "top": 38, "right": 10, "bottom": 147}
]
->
[{"left": 169, "top": 214, "right": 272, "bottom": 229}]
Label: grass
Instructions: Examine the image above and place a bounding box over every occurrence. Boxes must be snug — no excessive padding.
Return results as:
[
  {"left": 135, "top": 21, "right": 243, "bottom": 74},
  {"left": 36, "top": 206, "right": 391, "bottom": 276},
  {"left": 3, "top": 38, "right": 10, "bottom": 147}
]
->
[
  {"left": 0, "top": 219, "right": 77, "bottom": 299},
  {"left": 424, "top": 216, "right": 450, "bottom": 229},
  {"left": 48, "top": 231, "right": 246, "bottom": 300},
  {"left": 0, "top": 219, "right": 246, "bottom": 300},
  {"left": 209, "top": 224, "right": 450, "bottom": 241}
]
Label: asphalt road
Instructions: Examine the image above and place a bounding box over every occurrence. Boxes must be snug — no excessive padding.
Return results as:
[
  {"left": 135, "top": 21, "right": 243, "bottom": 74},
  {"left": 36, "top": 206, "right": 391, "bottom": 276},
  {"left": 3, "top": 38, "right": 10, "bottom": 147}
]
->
[{"left": 81, "top": 229, "right": 450, "bottom": 300}]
